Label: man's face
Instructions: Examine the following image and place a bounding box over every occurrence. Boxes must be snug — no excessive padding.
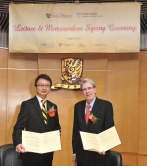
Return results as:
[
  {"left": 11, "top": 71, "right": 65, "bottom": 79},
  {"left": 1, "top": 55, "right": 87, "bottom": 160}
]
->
[
  {"left": 81, "top": 82, "right": 96, "bottom": 103},
  {"left": 35, "top": 78, "right": 51, "bottom": 99}
]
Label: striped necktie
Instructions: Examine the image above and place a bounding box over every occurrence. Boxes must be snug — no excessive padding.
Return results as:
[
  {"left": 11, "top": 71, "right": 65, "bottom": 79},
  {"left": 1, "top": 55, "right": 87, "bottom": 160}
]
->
[
  {"left": 41, "top": 99, "right": 47, "bottom": 125},
  {"left": 85, "top": 104, "right": 91, "bottom": 124}
]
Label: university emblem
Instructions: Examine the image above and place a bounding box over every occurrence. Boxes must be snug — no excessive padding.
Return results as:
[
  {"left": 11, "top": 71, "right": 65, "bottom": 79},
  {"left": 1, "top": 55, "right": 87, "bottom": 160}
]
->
[{"left": 52, "top": 58, "right": 83, "bottom": 89}]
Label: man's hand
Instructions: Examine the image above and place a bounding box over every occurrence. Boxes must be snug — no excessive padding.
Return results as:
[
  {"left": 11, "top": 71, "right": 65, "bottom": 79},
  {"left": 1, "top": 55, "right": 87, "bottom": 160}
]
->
[
  {"left": 16, "top": 144, "right": 27, "bottom": 153},
  {"left": 98, "top": 150, "right": 106, "bottom": 155},
  {"left": 72, "top": 155, "right": 77, "bottom": 166}
]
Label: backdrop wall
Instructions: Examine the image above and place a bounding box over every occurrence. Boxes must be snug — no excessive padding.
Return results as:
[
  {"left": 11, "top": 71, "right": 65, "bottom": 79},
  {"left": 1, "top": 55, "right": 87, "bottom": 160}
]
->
[{"left": 0, "top": 49, "right": 147, "bottom": 166}]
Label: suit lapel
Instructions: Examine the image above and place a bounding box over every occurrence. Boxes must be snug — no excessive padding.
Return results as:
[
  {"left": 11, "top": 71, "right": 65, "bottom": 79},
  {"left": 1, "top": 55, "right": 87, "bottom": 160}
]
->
[
  {"left": 81, "top": 101, "right": 86, "bottom": 125},
  {"left": 46, "top": 101, "right": 52, "bottom": 112},
  {"left": 91, "top": 97, "right": 101, "bottom": 116},
  {"left": 46, "top": 100, "right": 56, "bottom": 126},
  {"left": 32, "top": 96, "right": 47, "bottom": 129},
  {"left": 46, "top": 100, "right": 53, "bottom": 120}
]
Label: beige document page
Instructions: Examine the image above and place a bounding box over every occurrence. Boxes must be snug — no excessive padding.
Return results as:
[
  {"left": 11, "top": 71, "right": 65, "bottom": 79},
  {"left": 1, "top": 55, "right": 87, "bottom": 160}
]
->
[
  {"left": 22, "top": 130, "right": 61, "bottom": 153},
  {"left": 80, "top": 126, "right": 121, "bottom": 152}
]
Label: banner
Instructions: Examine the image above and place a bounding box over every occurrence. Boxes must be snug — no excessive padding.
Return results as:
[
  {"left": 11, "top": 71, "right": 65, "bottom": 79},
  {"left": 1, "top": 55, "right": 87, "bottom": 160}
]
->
[{"left": 9, "top": 3, "right": 140, "bottom": 53}]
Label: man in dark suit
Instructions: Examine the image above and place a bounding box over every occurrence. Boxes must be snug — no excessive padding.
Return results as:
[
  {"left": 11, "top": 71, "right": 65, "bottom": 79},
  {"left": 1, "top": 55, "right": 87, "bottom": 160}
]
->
[
  {"left": 13, "top": 74, "right": 61, "bottom": 166},
  {"left": 72, "top": 78, "right": 114, "bottom": 166}
]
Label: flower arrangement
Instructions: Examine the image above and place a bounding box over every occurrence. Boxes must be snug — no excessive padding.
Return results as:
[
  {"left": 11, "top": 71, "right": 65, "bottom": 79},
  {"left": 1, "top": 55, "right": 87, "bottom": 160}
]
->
[
  {"left": 47, "top": 106, "right": 56, "bottom": 117},
  {"left": 89, "top": 113, "right": 100, "bottom": 124}
]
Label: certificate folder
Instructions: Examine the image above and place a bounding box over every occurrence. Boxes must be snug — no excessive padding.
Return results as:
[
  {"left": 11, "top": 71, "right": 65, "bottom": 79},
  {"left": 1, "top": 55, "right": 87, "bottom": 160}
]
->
[
  {"left": 22, "top": 130, "right": 61, "bottom": 154},
  {"left": 80, "top": 126, "right": 121, "bottom": 152}
]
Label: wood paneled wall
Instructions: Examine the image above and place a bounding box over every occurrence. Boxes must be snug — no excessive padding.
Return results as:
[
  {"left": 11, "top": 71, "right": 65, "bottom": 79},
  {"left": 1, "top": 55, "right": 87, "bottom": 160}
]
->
[{"left": 0, "top": 49, "right": 147, "bottom": 166}]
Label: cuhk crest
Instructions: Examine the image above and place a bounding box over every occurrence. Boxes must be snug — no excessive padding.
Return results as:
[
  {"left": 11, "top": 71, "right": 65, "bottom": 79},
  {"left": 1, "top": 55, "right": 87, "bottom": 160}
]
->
[
  {"left": 61, "top": 58, "right": 83, "bottom": 85},
  {"left": 51, "top": 58, "right": 84, "bottom": 89}
]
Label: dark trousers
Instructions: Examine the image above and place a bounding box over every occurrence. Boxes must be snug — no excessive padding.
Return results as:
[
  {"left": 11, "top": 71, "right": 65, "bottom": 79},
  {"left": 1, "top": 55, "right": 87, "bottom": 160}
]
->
[
  {"left": 85, "top": 165, "right": 109, "bottom": 166},
  {"left": 77, "top": 163, "right": 109, "bottom": 166},
  {"left": 23, "top": 160, "right": 52, "bottom": 166}
]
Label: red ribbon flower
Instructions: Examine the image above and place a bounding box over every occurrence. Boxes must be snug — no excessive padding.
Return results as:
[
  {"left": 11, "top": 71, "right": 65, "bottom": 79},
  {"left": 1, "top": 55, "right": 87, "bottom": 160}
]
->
[
  {"left": 89, "top": 113, "right": 100, "bottom": 124},
  {"left": 48, "top": 106, "right": 56, "bottom": 117}
]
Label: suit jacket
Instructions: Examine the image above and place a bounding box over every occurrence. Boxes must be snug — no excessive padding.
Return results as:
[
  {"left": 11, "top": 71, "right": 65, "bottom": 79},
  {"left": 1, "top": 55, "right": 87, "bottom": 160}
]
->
[
  {"left": 13, "top": 96, "right": 61, "bottom": 162},
  {"left": 72, "top": 97, "right": 114, "bottom": 165}
]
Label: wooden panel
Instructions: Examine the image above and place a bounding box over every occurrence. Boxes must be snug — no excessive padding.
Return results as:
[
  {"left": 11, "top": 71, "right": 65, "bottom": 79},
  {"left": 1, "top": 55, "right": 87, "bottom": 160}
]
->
[
  {"left": 0, "top": 49, "right": 8, "bottom": 145},
  {"left": 7, "top": 54, "right": 38, "bottom": 143},
  {"left": 138, "top": 72, "right": 147, "bottom": 154},
  {"left": 0, "top": 119, "right": 6, "bottom": 145},
  {"left": 0, "top": 48, "right": 8, "bottom": 68},
  {"left": 108, "top": 53, "right": 139, "bottom": 70},
  {"left": 106, "top": 53, "right": 139, "bottom": 153},
  {"left": 6, "top": 70, "right": 38, "bottom": 143},
  {"left": 38, "top": 53, "right": 108, "bottom": 70},
  {"left": 138, "top": 156, "right": 147, "bottom": 166},
  {"left": 139, "top": 52, "right": 147, "bottom": 154},
  {"left": 0, "top": 72, "right": 7, "bottom": 145},
  {"left": 121, "top": 153, "right": 137, "bottom": 166},
  {"left": 104, "top": 71, "right": 139, "bottom": 152},
  {"left": 0, "top": 71, "right": 7, "bottom": 119},
  {"left": 139, "top": 51, "right": 147, "bottom": 70},
  {"left": 81, "top": 53, "right": 108, "bottom": 70},
  {"left": 8, "top": 53, "right": 38, "bottom": 69}
]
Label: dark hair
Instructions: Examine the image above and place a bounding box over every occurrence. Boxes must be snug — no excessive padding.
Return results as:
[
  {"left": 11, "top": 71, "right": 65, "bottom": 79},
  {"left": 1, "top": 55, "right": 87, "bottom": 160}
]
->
[{"left": 34, "top": 74, "right": 52, "bottom": 87}]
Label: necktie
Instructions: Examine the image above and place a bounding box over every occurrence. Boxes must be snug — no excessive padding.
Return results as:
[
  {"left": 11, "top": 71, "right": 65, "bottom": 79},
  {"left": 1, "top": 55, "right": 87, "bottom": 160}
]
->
[
  {"left": 85, "top": 104, "right": 91, "bottom": 124},
  {"left": 41, "top": 99, "right": 47, "bottom": 124}
]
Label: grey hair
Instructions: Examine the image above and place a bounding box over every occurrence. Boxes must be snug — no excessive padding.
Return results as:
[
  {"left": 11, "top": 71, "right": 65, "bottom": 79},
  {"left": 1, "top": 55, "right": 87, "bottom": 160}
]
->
[{"left": 80, "top": 78, "right": 96, "bottom": 89}]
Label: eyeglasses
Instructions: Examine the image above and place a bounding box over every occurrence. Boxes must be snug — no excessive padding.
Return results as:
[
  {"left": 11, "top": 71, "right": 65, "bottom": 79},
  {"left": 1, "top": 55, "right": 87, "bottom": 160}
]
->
[
  {"left": 82, "top": 87, "right": 94, "bottom": 92},
  {"left": 36, "top": 84, "right": 50, "bottom": 88}
]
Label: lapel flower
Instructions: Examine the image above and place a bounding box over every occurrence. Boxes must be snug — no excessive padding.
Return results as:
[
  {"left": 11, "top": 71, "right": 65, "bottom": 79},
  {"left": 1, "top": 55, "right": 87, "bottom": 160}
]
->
[
  {"left": 89, "top": 113, "right": 100, "bottom": 124},
  {"left": 47, "top": 106, "right": 56, "bottom": 117}
]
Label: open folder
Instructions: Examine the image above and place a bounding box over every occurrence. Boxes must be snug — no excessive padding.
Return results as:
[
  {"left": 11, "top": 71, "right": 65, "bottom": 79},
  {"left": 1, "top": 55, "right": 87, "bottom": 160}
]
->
[
  {"left": 80, "top": 126, "right": 121, "bottom": 152},
  {"left": 22, "top": 130, "right": 61, "bottom": 154}
]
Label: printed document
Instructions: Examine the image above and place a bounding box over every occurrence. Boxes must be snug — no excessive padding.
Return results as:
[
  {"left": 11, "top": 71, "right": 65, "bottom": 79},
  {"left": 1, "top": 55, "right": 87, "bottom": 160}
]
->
[
  {"left": 22, "top": 130, "right": 61, "bottom": 153},
  {"left": 80, "top": 126, "right": 121, "bottom": 152}
]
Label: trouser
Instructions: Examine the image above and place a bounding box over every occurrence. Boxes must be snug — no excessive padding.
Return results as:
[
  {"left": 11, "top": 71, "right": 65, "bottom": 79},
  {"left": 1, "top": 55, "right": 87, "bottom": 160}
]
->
[
  {"left": 89, "top": 165, "right": 109, "bottom": 166},
  {"left": 23, "top": 160, "right": 52, "bottom": 166},
  {"left": 77, "top": 163, "right": 109, "bottom": 166}
]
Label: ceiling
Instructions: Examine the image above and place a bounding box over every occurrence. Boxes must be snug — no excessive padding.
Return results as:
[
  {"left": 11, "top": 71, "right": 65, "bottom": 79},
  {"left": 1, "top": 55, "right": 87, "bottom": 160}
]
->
[{"left": 0, "top": 0, "right": 147, "bottom": 14}]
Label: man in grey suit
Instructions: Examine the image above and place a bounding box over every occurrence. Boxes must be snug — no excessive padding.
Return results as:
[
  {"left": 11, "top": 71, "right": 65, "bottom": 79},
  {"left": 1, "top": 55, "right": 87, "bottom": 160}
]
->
[
  {"left": 72, "top": 78, "right": 114, "bottom": 166},
  {"left": 13, "top": 74, "right": 61, "bottom": 166}
]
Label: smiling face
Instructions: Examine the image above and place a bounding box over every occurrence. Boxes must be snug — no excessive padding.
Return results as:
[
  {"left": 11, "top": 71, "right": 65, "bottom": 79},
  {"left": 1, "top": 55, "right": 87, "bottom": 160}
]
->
[
  {"left": 81, "top": 82, "right": 96, "bottom": 103},
  {"left": 35, "top": 78, "right": 51, "bottom": 99}
]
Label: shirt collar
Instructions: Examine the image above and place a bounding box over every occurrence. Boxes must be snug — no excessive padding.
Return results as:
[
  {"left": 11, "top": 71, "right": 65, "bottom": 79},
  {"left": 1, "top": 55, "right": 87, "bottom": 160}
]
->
[
  {"left": 36, "top": 95, "right": 46, "bottom": 103},
  {"left": 86, "top": 97, "right": 96, "bottom": 108}
]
